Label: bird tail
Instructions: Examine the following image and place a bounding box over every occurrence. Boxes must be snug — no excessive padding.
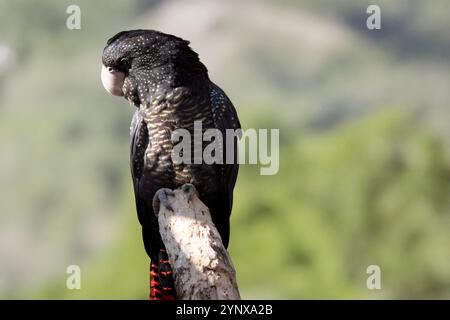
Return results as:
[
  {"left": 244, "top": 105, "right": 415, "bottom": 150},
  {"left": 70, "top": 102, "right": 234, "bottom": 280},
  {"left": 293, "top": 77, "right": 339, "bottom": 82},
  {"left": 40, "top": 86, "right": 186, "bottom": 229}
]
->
[{"left": 149, "top": 248, "right": 177, "bottom": 300}]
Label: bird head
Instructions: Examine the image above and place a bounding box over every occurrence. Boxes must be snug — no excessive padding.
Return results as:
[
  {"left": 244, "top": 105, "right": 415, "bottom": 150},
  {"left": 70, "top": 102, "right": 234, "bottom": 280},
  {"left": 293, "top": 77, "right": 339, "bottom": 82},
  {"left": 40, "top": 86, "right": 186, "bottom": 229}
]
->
[{"left": 101, "top": 29, "right": 207, "bottom": 105}]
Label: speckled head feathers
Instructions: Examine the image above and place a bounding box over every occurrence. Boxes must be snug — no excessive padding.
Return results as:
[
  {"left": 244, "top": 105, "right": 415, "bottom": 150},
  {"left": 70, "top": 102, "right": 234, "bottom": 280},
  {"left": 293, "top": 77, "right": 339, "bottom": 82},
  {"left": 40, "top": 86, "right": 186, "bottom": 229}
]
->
[
  {"left": 102, "top": 29, "right": 194, "bottom": 73},
  {"left": 102, "top": 29, "right": 209, "bottom": 105}
]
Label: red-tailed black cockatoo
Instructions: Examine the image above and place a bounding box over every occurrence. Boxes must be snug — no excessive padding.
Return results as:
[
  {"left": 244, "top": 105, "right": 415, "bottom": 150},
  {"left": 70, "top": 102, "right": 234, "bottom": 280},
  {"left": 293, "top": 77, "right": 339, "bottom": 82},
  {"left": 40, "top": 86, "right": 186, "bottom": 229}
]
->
[{"left": 101, "top": 30, "right": 240, "bottom": 300}]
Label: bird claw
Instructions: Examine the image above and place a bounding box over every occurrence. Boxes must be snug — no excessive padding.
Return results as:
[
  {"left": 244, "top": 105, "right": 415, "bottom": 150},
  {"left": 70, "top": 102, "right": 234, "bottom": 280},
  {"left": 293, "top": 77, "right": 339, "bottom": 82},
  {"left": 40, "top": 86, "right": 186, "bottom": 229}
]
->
[
  {"left": 181, "top": 183, "right": 198, "bottom": 203},
  {"left": 153, "top": 188, "right": 174, "bottom": 214}
]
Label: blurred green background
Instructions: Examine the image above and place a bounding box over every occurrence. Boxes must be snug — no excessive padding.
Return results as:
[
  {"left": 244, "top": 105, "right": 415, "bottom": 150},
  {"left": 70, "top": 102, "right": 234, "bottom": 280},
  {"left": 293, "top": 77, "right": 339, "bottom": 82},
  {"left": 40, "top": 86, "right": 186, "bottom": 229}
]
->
[{"left": 0, "top": 0, "right": 449, "bottom": 299}]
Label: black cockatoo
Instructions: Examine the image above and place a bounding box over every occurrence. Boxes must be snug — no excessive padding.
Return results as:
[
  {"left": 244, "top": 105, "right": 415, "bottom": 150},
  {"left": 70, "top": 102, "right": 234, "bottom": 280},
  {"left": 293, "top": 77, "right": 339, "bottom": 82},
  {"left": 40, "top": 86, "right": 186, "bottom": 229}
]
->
[{"left": 101, "top": 30, "right": 240, "bottom": 300}]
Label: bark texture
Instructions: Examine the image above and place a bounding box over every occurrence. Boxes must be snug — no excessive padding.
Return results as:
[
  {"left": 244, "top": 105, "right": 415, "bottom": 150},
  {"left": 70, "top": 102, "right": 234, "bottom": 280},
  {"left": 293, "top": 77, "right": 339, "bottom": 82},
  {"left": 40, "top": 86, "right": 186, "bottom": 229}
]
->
[{"left": 153, "top": 184, "right": 241, "bottom": 300}]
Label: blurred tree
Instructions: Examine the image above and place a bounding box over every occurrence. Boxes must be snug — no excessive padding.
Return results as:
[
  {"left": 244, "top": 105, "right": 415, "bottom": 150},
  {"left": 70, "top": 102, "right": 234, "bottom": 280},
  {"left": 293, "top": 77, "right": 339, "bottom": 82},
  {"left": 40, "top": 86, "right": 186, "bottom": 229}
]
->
[{"left": 33, "top": 109, "right": 450, "bottom": 299}]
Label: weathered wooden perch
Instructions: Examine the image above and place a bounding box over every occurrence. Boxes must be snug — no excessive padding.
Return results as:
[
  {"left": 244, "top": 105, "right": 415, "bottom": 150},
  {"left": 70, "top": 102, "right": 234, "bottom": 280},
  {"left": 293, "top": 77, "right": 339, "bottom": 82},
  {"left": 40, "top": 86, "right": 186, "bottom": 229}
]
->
[{"left": 152, "top": 184, "right": 241, "bottom": 300}]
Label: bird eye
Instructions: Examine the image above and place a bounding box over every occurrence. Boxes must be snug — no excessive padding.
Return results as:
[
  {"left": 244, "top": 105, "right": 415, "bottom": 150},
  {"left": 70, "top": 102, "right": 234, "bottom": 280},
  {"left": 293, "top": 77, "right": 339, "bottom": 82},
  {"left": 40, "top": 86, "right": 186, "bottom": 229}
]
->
[{"left": 108, "top": 67, "right": 113, "bottom": 72}]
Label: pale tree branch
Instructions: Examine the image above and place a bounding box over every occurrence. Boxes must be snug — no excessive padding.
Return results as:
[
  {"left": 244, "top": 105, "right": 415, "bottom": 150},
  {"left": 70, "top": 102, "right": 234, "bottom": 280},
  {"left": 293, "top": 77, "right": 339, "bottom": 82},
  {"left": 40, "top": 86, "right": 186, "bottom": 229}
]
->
[{"left": 153, "top": 184, "right": 241, "bottom": 300}]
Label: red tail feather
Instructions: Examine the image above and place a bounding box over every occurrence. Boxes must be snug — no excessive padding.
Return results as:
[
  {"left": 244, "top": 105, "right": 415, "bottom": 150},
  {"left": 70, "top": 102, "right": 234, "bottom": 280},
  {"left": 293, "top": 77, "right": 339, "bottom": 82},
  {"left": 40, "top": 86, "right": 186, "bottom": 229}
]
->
[{"left": 149, "top": 249, "right": 177, "bottom": 300}]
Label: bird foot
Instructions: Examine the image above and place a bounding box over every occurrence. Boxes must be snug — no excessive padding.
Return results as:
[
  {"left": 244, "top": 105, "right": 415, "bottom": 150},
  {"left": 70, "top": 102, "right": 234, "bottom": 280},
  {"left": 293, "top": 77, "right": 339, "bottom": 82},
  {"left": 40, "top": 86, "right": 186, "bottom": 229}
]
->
[
  {"left": 153, "top": 188, "right": 175, "bottom": 215},
  {"left": 181, "top": 183, "right": 198, "bottom": 203}
]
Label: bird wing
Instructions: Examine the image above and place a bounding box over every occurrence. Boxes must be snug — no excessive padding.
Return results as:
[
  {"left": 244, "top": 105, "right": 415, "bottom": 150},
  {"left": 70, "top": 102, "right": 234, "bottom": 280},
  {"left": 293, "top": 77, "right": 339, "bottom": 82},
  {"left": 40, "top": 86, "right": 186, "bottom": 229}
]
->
[
  {"left": 210, "top": 83, "right": 241, "bottom": 223},
  {"left": 130, "top": 110, "right": 151, "bottom": 227}
]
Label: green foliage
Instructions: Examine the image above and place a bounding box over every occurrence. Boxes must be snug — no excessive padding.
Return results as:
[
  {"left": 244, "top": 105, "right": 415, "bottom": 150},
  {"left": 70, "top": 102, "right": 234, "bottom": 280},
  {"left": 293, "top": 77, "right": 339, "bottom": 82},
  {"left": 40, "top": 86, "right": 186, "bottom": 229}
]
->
[
  {"left": 34, "top": 187, "right": 149, "bottom": 299},
  {"left": 32, "top": 109, "right": 450, "bottom": 299},
  {"left": 232, "top": 110, "right": 450, "bottom": 299}
]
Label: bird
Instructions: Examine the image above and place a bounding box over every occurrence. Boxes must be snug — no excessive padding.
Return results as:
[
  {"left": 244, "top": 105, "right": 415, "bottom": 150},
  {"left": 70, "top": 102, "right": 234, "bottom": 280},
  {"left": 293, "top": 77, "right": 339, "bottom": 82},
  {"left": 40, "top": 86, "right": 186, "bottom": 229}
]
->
[{"left": 101, "top": 30, "right": 241, "bottom": 300}]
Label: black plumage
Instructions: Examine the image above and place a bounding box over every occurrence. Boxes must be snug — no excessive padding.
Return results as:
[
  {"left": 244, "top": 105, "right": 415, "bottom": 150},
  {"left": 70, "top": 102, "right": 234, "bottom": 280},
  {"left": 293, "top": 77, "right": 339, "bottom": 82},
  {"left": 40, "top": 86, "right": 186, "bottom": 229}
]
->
[{"left": 102, "top": 30, "right": 240, "bottom": 298}]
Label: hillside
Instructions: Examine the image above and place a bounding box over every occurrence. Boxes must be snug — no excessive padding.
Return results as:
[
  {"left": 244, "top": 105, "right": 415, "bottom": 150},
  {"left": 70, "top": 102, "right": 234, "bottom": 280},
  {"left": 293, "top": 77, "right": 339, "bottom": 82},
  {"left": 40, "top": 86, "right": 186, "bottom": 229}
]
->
[{"left": 0, "top": 0, "right": 449, "bottom": 299}]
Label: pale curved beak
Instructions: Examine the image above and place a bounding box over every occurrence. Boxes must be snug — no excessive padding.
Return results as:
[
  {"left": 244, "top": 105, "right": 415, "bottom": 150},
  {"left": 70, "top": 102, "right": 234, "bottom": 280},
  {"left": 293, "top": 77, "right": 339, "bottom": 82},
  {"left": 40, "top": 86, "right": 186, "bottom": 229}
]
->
[{"left": 101, "top": 65, "right": 125, "bottom": 96}]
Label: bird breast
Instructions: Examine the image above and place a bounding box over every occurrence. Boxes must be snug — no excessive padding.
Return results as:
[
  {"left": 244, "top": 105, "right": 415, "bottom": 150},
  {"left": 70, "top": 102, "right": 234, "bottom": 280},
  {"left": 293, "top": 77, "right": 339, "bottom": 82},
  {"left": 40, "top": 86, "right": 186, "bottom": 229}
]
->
[{"left": 139, "top": 86, "right": 218, "bottom": 190}]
